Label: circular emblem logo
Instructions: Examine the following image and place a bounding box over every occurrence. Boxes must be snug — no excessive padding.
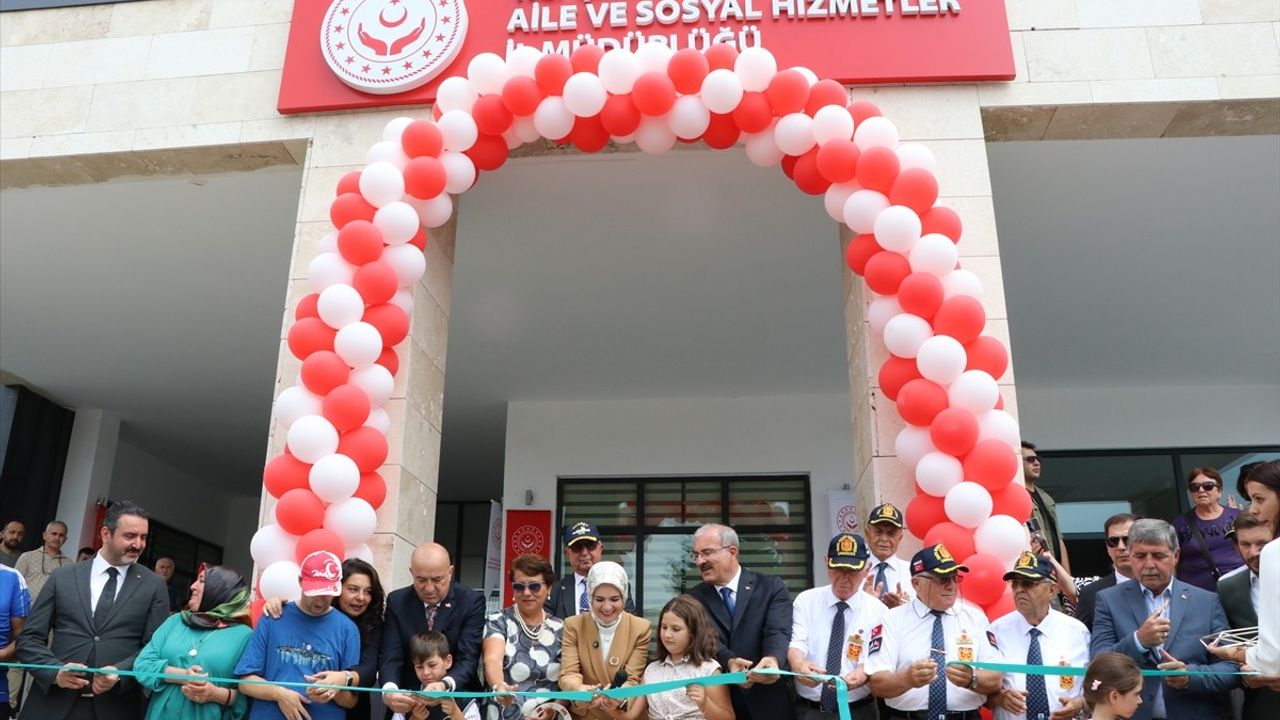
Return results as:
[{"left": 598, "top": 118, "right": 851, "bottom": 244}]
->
[
  {"left": 835, "top": 505, "right": 859, "bottom": 533},
  {"left": 510, "top": 524, "right": 545, "bottom": 555},
  {"left": 321, "top": 0, "right": 468, "bottom": 95}
]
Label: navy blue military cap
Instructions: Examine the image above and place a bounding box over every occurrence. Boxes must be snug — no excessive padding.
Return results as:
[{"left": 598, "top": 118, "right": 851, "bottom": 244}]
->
[
  {"left": 910, "top": 543, "right": 970, "bottom": 576},
  {"left": 1003, "top": 551, "right": 1056, "bottom": 582},
  {"left": 563, "top": 521, "right": 601, "bottom": 547},
  {"left": 867, "top": 503, "right": 905, "bottom": 528},
  {"left": 827, "top": 533, "right": 871, "bottom": 571}
]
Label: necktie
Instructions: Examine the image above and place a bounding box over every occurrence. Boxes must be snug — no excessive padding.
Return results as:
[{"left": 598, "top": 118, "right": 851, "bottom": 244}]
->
[
  {"left": 719, "top": 586, "right": 735, "bottom": 615},
  {"left": 579, "top": 579, "right": 589, "bottom": 614},
  {"left": 875, "top": 562, "right": 890, "bottom": 595},
  {"left": 821, "top": 601, "right": 849, "bottom": 711},
  {"left": 1026, "top": 628, "right": 1050, "bottom": 720},
  {"left": 94, "top": 567, "right": 119, "bottom": 630},
  {"left": 928, "top": 610, "right": 947, "bottom": 719},
  {"left": 426, "top": 604, "right": 438, "bottom": 631}
]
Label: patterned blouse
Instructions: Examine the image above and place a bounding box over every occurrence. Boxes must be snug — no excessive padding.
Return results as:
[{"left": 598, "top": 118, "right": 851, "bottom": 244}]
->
[
  {"left": 642, "top": 656, "right": 722, "bottom": 720},
  {"left": 484, "top": 607, "right": 564, "bottom": 720}
]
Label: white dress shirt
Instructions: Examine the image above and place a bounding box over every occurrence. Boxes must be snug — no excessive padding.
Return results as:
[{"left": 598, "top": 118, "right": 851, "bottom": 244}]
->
[
  {"left": 715, "top": 567, "right": 742, "bottom": 608},
  {"left": 790, "top": 585, "right": 888, "bottom": 702},
  {"left": 864, "top": 598, "right": 1001, "bottom": 711},
  {"left": 988, "top": 609, "right": 1090, "bottom": 720},
  {"left": 866, "top": 554, "right": 914, "bottom": 601},
  {"left": 1247, "top": 538, "right": 1279, "bottom": 674},
  {"left": 88, "top": 552, "right": 130, "bottom": 613}
]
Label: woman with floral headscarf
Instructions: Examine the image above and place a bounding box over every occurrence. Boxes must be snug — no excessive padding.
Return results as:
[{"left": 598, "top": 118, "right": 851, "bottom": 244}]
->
[
  {"left": 134, "top": 564, "right": 255, "bottom": 719},
  {"left": 558, "top": 561, "right": 651, "bottom": 719}
]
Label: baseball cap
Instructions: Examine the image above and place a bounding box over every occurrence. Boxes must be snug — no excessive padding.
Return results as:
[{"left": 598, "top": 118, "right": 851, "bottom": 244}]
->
[
  {"left": 910, "top": 543, "right": 970, "bottom": 577},
  {"left": 1003, "top": 551, "right": 1056, "bottom": 582},
  {"left": 563, "top": 521, "right": 600, "bottom": 547},
  {"left": 299, "top": 550, "right": 343, "bottom": 597},
  {"left": 826, "top": 533, "right": 871, "bottom": 571},
  {"left": 868, "top": 503, "right": 904, "bottom": 528}
]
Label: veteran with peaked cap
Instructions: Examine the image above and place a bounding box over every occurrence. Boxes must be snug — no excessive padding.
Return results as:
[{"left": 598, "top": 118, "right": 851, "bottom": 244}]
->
[
  {"left": 546, "top": 522, "right": 634, "bottom": 619},
  {"left": 864, "top": 504, "right": 913, "bottom": 609},
  {"left": 987, "top": 552, "right": 1090, "bottom": 720},
  {"left": 865, "top": 544, "right": 1003, "bottom": 720},
  {"left": 790, "top": 534, "right": 888, "bottom": 719}
]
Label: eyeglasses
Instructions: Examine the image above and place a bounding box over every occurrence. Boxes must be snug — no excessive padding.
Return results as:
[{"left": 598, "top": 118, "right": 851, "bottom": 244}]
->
[
  {"left": 923, "top": 574, "right": 963, "bottom": 586},
  {"left": 1105, "top": 535, "right": 1129, "bottom": 548},
  {"left": 1189, "top": 482, "right": 1219, "bottom": 493},
  {"left": 1024, "top": 456, "right": 1042, "bottom": 464},
  {"left": 511, "top": 581, "right": 544, "bottom": 595},
  {"left": 690, "top": 547, "right": 729, "bottom": 561}
]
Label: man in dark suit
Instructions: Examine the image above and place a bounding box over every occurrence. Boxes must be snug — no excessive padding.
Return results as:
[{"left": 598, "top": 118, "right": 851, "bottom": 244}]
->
[
  {"left": 381, "top": 542, "right": 485, "bottom": 718},
  {"left": 1219, "top": 512, "right": 1278, "bottom": 720},
  {"left": 1091, "top": 518, "right": 1238, "bottom": 720},
  {"left": 1075, "top": 512, "right": 1137, "bottom": 630},
  {"left": 687, "top": 523, "right": 795, "bottom": 720},
  {"left": 545, "top": 522, "right": 634, "bottom": 619},
  {"left": 16, "top": 500, "right": 169, "bottom": 720}
]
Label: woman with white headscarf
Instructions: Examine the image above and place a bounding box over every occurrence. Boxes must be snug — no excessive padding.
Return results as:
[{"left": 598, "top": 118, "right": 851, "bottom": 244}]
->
[{"left": 558, "top": 561, "right": 652, "bottom": 719}]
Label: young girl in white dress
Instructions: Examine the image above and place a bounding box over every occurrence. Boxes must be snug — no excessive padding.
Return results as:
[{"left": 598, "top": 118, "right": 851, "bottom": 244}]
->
[{"left": 1082, "top": 652, "right": 1144, "bottom": 720}]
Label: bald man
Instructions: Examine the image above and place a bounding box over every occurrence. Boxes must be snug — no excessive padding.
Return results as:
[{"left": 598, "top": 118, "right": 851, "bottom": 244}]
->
[{"left": 379, "top": 543, "right": 485, "bottom": 716}]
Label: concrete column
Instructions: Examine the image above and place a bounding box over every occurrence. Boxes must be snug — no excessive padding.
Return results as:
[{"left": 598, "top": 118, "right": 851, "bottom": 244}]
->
[{"left": 56, "top": 408, "right": 120, "bottom": 548}]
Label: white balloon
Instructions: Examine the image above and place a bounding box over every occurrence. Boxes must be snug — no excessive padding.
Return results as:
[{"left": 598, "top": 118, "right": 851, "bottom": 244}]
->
[
  {"left": 309, "top": 453, "right": 361, "bottom": 503},
  {"left": 942, "top": 269, "right": 984, "bottom": 299},
  {"left": 334, "top": 322, "right": 383, "bottom": 369},
  {"left": 513, "top": 116, "right": 540, "bottom": 143},
  {"left": 909, "top": 233, "right": 959, "bottom": 278},
  {"left": 700, "top": 69, "right": 744, "bottom": 114},
  {"left": 501, "top": 127, "right": 522, "bottom": 150},
  {"left": 792, "top": 66, "right": 818, "bottom": 86},
  {"left": 866, "top": 295, "right": 903, "bottom": 336},
  {"left": 346, "top": 543, "right": 374, "bottom": 563},
  {"left": 363, "top": 407, "right": 392, "bottom": 435},
  {"left": 744, "top": 130, "right": 783, "bottom": 167},
  {"left": 317, "top": 230, "right": 338, "bottom": 254},
  {"left": 359, "top": 161, "right": 405, "bottom": 208},
  {"left": 382, "top": 243, "right": 427, "bottom": 286},
  {"left": 276, "top": 385, "right": 322, "bottom": 429},
  {"left": 506, "top": 45, "right": 543, "bottom": 78},
  {"left": 897, "top": 143, "right": 937, "bottom": 173},
  {"left": 843, "top": 190, "right": 890, "bottom": 234},
  {"left": 598, "top": 49, "right": 640, "bottom": 94},
  {"left": 389, "top": 288, "right": 414, "bottom": 316},
  {"left": 467, "top": 52, "right": 508, "bottom": 95},
  {"left": 325, "top": 497, "right": 378, "bottom": 546},
  {"left": 383, "top": 116, "right": 414, "bottom": 144},
  {"left": 634, "top": 116, "right": 676, "bottom": 155},
  {"left": 350, "top": 364, "right": 395, "bottom": 406},
  {"left": 916, "top": 335, "right": 967, "bottom": 385},
  {"left": 436, "top": 76, "right": 478, "bottom": 113},
  {"left": 366, "top": 140, "right": 408, "bottom": 169},
  {"left": 612, "top": 132, "right": 636, "bottom": 145},
  {"left": 668, "top": 95, "right": 710, "bottom": 140},
  {"left": 287, "top": 415, "right": 340, "bottom": 464},
  {"left": 634, "top": 41, "right": 674, "bottom": 74},
  {"left": 895, "top": 425, "right": 936, "bottom": 472},
  {"left": 734, "top": 46, "right": 777, "bottom": 92},
  {"left": 373, "top": 202, "right": 420, "bottom": 246},
  {"left": 563, "top": 72, "right": 608, "bottom": 117},
  {"left": 977, "top": 410, "right": 1021, "bottom": 447},
  {"left": 949, "top": 370, "right": 1000, "bottom": 415},
  {"left": 317, "top": 284, "right": 365, "bottom": 329},
  {"left": 774, "top": 113, "right": 815, "bottom": 156},
  {"left": 824, "top": 182, "right": 859, "bottom": 223},
  {"left": 917, "top": 451, "right": 965, "bottom": 497},
  {"left": 854, "top": 116, "right": 900, "bottom": 150},
  {"left": 873, "top": 205, "right": 923, "bottom": 253},
  {"left": 258, "top": 560, "right": 302, "bottom": 602},
  {"left": 974, "top": 514, "right": 1029, "bottom": 565},
  {"left": 418, "top": 193, "right": 454, "bottom": 228},
  {"left": 308, "top": 252, "right": 355, "bottom": 292},
  {"left": 438, "top": 110, "right": 478, "bottom": 153},
  {"left": 533, "top": 96, "right": 574, "bottom": 140},
  {"left": 250, "top": 524, "right": 298, "bottom": 568},
  {"left": 944, "top": 481, "right": 993, "bottom": 529},
  {"left": 439, "top": 151, "right": 476, "bottom": 194},
  {"left": 812, "top": 105, "right": 855, "bottom": 144},
  {"left": 883, "top": 313, "right": 933, "bottom": 359}
]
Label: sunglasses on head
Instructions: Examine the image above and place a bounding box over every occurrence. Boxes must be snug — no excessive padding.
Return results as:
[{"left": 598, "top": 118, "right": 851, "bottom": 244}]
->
[
  {"left": 511, "top": 581, "right": 544, "bottom": 595},
  {"left": 1105, "top": 535, "right": 1129, "bottom": 548},
  {"left": 1189, "top": 482, "right": 1219, "bottom": 493}
]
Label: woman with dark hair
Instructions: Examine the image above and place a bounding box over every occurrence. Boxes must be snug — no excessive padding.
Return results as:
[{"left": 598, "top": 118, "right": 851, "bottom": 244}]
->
[
  {"left": 482, "top": 553, "right": 566, "bottom": 720},
  {"left": 134, "top": 564, "right": 254, "bottom": 719},
  {"left": 1171, "top": 466, "right": 1242, "bottom": 590},
  {"left": 1212, "top": 460, "right": 1280, "bottom": 677}
]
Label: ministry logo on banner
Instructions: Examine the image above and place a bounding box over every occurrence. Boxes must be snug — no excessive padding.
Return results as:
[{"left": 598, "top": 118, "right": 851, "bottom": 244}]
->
[{"left": 321, "top": 0, "right": 469, "bottom": 95}]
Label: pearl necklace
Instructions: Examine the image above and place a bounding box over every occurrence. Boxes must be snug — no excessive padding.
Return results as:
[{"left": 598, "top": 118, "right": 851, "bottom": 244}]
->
[{"left": 514, "top": 609, "right": 545, "bottom": 641}]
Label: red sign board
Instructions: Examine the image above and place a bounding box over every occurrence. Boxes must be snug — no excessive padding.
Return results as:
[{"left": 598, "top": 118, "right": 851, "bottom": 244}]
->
[
  {"left": 280, "top": 0, "right": 1014, "bottom": 115},
  {"left": 502, "top": 509, "right": 553, "bottom": 606}
]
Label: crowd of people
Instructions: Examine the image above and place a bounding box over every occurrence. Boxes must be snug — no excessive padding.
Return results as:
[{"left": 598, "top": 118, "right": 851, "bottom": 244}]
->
[{"left": 1, "top": 458, "right": 1277, "bottom": 720}]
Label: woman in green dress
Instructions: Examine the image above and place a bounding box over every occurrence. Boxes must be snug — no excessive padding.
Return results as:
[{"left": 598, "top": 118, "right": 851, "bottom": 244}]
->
[{"left": 134, "top": 564, "right": 255, "bottom": 719}]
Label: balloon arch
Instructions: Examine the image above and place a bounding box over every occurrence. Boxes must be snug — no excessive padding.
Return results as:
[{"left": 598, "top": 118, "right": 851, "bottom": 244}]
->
[{"left": 251, "top": 43, "right": 1031, "bottom": 620}]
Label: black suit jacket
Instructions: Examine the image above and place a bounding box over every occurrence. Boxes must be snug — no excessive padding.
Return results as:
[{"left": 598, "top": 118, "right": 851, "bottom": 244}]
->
[
  {"left": 544, "top": 573, "right": 635, "bottom": 620},
  {"left": 688, "top": 567, "right": 795, "bottom": 720},
  {"left": 1075, "top": 573, "right": 1119, "bottom": 631},
  {"left": 1218, "top": 570, "right": 1279, "bottom": 720},
  {"left": 380, "top": 581, "right": 485, "bottom": 695},
  {"left": 17, "top": 559, "right": 169, "bottom": 720}
]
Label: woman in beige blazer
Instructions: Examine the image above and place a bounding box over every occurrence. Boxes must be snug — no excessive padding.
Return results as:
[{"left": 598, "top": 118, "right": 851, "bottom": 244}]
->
[{"left": 559, "top": 561, "right": 652, "bottom": 719}]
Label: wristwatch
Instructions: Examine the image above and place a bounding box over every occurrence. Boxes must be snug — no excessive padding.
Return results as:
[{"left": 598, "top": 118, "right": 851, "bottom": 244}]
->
[
  {"left": 345, "top": 671, "right": 355, "bottom": 687},
  {"left": 967, "top": 670, "right": 979, "bottom": 690}
]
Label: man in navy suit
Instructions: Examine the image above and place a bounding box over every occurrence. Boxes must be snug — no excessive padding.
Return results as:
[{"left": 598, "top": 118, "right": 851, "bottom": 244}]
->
[
  {"left": 687, "top": 523, "right": 795, "bottom": 720},
  {"left": 545, "top": 522, "right": 634, "bottom": 619},
  {"left": 380, "top": 543, "right": 485, "bottom": 718},
  {"left": 1090, "top": 518, "right": 1238, "bottom": 720}
]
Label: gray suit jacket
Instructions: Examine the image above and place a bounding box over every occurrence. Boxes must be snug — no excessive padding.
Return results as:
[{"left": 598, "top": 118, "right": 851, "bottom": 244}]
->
[{"left": 17, "top": 559, "right": 169, "bottom": 720}]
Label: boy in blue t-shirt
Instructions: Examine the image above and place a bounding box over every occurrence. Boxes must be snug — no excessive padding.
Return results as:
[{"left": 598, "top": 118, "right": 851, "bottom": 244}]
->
[
  {"left": 235, "top": 551, "right": 360, "bottom": 720},
  {"left": 1, "top": 565, "right": 32, "bottom": 720}
]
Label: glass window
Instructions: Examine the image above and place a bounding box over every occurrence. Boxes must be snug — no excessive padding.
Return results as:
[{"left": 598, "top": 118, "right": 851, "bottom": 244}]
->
[{"left": 645, "top": 480, "right": 721, "bottom": 528}]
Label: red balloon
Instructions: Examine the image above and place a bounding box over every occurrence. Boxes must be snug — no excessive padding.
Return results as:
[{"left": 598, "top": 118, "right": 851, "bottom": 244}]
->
[
  {"left": 905, "top": 494, "right": 948, "bottom": 541},
  {"left": 934, "top": 296, "right": 987, "bottom": 344},
  {"left": 856, "top": 146, "right": 900, "bottom": 193},
  {"left": 816, "top": 139, "right": 859, "bottom": 184},
  {"left": 250, "top": 595, "right": 266, "bottom": 626},
  {"left": 792, "top": 148, "right": 830, "bottom": 195},
  {"left": 924, "top": 522, "right": 976, "bottom": 562},
  {"left": 355, "top": 471, "right": 388, "bottom": 509},
  {"left": 570, "top": 44, "right": 604, "bottom": 74},
  {"left": 408, "top": 228, "right": 427, "bottom": 252},
  {"left": 780, "top": 154, "right": 799, "bottom": 180},
  {"left": 295, "top": 528, "right": 346, "bottom": 565},
  {"left": 930, "top": 407, "right": 980, "bottom": 457},
  {"left": 336, "top": 171, "right": 362, "bottom": 196},
  {"left": 965, "top": 336, "right": 1009, "bottom": 380},
  {"left": 338, "top": 427, "right": 389, "bottom": 473},
  {"left": 264, "top": 453, "right": 310, "bottom": 498},
  {"left": 897, "top": 379, "right": 949, "bottom": 426},
  {"left": 844, "top": 234, "right": 883, "bottom": 276},
  {"left": 725, "top": 93, "right": 767, "bottom": 134},
  {"left": 472, "top": 95, "right": 513, "bottom": 136},
  {"left": 401, "top": 120, "right": 443, "bottom": 158},
  {"left": 921, "top": 206, "right": 963, "bottom": 243},
  {"left": 765, "top": 70, "right": 809, "bottom": 115},
  {"left": 600, "top": 94, "right": 642, "bottom": 137},
  {"left": 879, "top": 355, "right": 921, "bottom": 401},
  {"left": 702, "top": 113, "right": 740, "bottom": 150},
  {"left": 632, "top": 72, "right": 677, "bottom": 116},
  {"left": 863, "top": 250, "right": 911, "bottom": 295},
  {"left": 889, "top": 168, "right": 940, "bottom": 215},
  {"left": 363, "top": 303, "right": 409, "bottom": 347},
  {"left": 431, "top": 105, "right": 442, "bottom": 121},
  {"left": 848, "top": 100, "right": 882, "bottom": 125},
  {"left": 376, "top": 347, "right": 399, "bottom": 376},
  {"left": 961, "top": 553, "right": 1007, "bottom": 606},
  {"left": 984, "top": 589, "right": 1017, "bottom": 621},
  {"left": 287, "top": 318, "right": 336, "bottom": 359},
  {"left": 898, "top": 272, "right": 945, "bottom": 318},
  {"left": 995, "top": 393, "right": 1005, "bottom": 411},
  {"left": 295, "top": 293, "right": 320, "bottom": 321},
  {"left": 337, "top": 220, "right": 384, "bottom": 266},
  {"left": 275, "top": 488, "right": 326, "bottom": 536},
  {"left": 300, "top": 350, "right": 350, "bottom": 395},
  {"left": 570, "top": 115, "right": 610, "bottom": 153},
  {"left": 535, "top": 53, "right": 573, "bottom": 95},
  {"left": 403, "top": 156, "right": 447, "bottom": 199},
  {"left": 805, "top": 79, "right": 848, "bottom": 115},
  {"left": 705, "top": 44, "right": 738, "bottom": 71},
  {"left": 323, "top": 383, "right": 372, "bottom": 433},
  {"left": 964, "top": 440, "right": 1019, "bottom": 492},
  {"left": 668, "top": 49, "right": 710, "bottom": 94},
  {"left": 330, "top": 192, "right": 376, "bottom": 229},
  {"left": 465, "top": 133, "right": 509, "bottom": 172},
  {"left": 501, "top": 76, "right": 544, "bottom": 116},
  {"left": 991, "top": 483, "right": 1032, "bottom": 524},
  {"left": 352, "top": 261, "right": 398, "bottom": 306}
]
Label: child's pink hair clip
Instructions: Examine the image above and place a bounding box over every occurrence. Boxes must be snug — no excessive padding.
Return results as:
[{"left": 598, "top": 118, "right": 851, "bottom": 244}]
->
[{"left": 1090, "top": 679, "right": 1102, "bottom": 691}]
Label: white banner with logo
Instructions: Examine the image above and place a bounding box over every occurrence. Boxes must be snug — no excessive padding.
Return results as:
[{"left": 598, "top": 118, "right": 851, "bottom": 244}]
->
[
  {"left": 483, "top": 500, "right": 503, "bottom": 610},
  {"left": 828, "top": 489, "right": 858, "bottom": 537}
]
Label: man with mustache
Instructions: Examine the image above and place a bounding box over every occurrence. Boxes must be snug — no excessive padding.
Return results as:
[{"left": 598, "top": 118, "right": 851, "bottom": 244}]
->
[{"left": 1073, "top": 513, "right": 1137, "bottom": 631}]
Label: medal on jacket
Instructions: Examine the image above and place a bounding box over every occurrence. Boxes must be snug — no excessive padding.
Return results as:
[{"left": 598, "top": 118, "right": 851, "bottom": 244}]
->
[
  {"left": 956, "top": 630, "right": 974, "bottom": 663},
  {"left": 1059, "top": 659, "right": 1074, "bottom": 690},
  {"left": 847, "top": 631, "right": 864, "bottom": 662}
]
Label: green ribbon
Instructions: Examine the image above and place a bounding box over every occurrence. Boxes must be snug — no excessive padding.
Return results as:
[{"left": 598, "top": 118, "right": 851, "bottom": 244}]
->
[{"left": 947, "top": 660, "right": 1258, "bottom": 678}]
